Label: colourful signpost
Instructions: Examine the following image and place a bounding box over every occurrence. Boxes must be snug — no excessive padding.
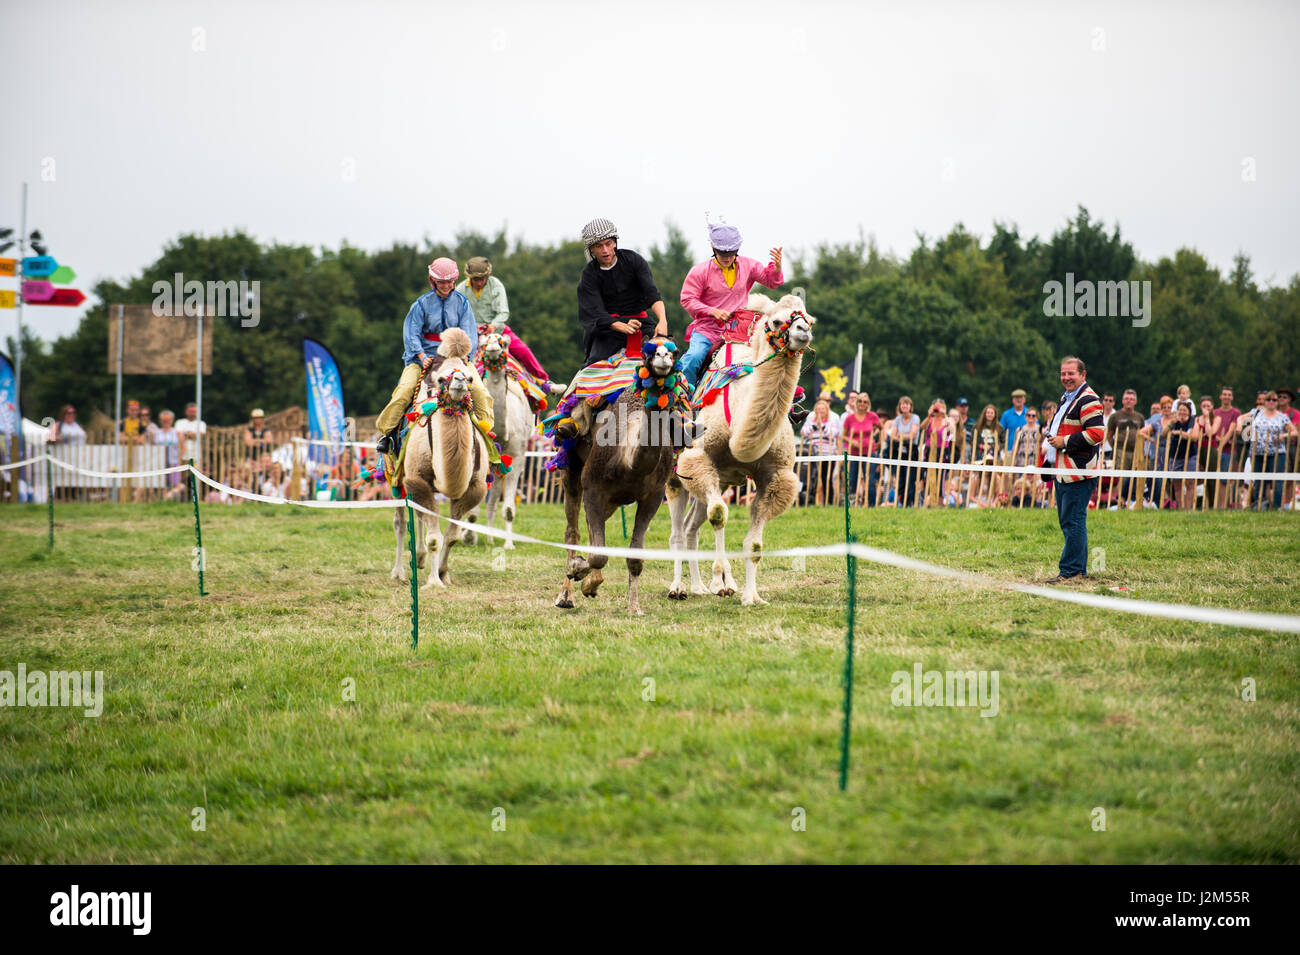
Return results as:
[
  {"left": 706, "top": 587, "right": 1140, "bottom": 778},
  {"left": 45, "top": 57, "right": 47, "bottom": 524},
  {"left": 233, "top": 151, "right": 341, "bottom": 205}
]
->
[
  {"left": 21, "top": 255, "right": 57, "bottom": 277},
  {"left": 0, "top": 258, "right": 15, "bottom": 277},
  {"left": 49, "top": 265, "right": 76, "bottom": 284},
  {"left": 0, "top": 290, "right": 14, "bottom": 308},
  {"left": 21, "top": 280, "right": 55, "bottom": 302}
]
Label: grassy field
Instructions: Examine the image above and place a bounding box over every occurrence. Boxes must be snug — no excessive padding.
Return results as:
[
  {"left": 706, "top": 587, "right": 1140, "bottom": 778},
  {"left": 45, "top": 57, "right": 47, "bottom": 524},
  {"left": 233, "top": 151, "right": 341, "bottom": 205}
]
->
[{"left": 1, "top": 499, "right": 1297, "bottom": 863}]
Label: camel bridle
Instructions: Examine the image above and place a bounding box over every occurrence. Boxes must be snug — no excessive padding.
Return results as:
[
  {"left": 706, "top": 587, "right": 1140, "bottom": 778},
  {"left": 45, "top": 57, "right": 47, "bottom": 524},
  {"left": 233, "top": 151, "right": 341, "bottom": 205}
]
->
[
  {"left": 480, "top": 335, "right": 508, "bottom": 373},
  {"left": 763, "top": 310, "right": 812, "bottom": 357}
]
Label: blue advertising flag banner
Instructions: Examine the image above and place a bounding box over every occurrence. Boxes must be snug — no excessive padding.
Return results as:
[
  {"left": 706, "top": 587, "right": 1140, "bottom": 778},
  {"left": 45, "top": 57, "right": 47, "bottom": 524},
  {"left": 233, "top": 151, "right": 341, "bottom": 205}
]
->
[
  {"left": 815, "top": 354, "right": 861, "bottom": 406},
  {"left": 0, "top": 351, "right": 18, "bottom": 439},
  {"left": 303, "top": 339, "right": 346, "bottom": 465}
]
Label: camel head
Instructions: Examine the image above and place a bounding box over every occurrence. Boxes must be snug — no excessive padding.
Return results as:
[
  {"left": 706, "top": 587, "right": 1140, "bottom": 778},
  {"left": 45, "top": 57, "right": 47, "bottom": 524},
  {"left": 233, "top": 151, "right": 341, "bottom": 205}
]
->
[
  {"left": 642, "top": 338, "right": 679, "bottom": 379},
  {"left": 480, "top": 332, "right": 509, "bottom": 371},
  {"left": 747, "top": 293, "right": 815, "bottom": 358}
]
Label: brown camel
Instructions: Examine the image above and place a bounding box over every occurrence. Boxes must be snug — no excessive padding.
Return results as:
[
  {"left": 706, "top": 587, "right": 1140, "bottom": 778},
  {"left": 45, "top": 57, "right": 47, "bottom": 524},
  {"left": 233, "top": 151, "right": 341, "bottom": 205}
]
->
[
  {"left": 392, "top": 329, "right": 490, "bottom": 590},
  {"left": 668, "top": 293, "right": 814, "bottom": 606},
  {"left": 554, "top": 339, "right": 681, "bottom": 615}
]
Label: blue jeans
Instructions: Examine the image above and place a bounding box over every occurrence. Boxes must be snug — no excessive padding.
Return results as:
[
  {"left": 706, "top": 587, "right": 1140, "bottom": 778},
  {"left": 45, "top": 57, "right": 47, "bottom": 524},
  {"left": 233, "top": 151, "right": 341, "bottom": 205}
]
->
[
  {"left": 1254, "top": 452, "right": 1288, "bottom": 510},
  {"left": 1055, "top": 478, "right": 1096, "bottom": 577},
  {"left": 678, "top": 335, "right": 714, "bottom": 388}
]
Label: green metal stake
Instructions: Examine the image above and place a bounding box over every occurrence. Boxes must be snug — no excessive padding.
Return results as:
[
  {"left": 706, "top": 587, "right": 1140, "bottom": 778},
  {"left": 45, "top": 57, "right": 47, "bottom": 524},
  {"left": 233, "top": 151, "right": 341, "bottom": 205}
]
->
[
  {"left": 188, "top": 459, "right": 207, "bottom": 596},
  {"left": 406, "top": 499, "right": 419, "bottom": 650},
  {"left": 838, "top": 532, "right": 858, "bottom": 791},
  {"left": 46, "top": 456, "right": 54, "bottom": 550},
  {"left": 620, "top": 505, "right": 628, "bottom": 540},
  {"left": 843, "top": 448, "right": 852, "bottom": 541}
]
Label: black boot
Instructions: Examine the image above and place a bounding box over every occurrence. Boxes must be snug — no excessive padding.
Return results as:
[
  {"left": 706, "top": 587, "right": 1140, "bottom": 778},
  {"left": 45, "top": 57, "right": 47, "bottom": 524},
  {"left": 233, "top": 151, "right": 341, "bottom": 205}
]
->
[
  {"left": 788, "top": 405, "right": 810, "bottom": 427},
  {"left": 375, "top": 427, "right": 401, "bottom": 454}
]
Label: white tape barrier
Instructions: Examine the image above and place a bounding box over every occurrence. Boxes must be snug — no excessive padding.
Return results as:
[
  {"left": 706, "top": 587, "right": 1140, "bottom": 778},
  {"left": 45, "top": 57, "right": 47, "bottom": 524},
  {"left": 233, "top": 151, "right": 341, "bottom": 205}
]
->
[{"left": 26, "top": 456, "right": 1300, "bottom": 633}]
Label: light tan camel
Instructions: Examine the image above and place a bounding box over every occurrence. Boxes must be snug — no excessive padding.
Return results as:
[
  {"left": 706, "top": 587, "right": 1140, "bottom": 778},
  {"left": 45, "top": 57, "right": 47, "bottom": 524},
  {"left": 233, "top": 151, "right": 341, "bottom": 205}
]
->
[
  {"left": 667, "top": 293, "right": 814, "bottom": 606},
  {"left": 390, "top": 329, "right": 490, "bottom": 589}
]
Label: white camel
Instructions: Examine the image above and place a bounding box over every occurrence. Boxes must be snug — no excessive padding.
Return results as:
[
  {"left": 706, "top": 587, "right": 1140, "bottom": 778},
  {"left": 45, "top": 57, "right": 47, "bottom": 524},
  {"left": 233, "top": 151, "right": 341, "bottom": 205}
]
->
[
  {"left": 668, "top": 293, "right": 814, "bottom": 606},
  {"left": 475, "top": 332, "right": 532, "bottom": 549}
]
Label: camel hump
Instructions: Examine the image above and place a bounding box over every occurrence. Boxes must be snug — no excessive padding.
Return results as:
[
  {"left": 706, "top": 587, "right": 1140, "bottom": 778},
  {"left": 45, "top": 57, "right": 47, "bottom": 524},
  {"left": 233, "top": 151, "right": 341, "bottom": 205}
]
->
[
  {"left": 746, "top": 292, "right": 777, "bottom": 314},
  {"left": 437, "top": 328, "right": 473, "bottom": 359}
]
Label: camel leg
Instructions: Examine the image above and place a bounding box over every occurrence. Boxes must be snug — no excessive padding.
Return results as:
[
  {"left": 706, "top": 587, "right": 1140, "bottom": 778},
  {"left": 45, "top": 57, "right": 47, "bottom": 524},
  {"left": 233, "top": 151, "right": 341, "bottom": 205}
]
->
[
  {"left": 580, "top": 499, "right": 615, "bottom": 599},
  {"left": 694, "top": 471, "right": 735, "bottom": 597},
  {"left": 556, "top": 471, "right": 587, "bottom": 609},
  {"left": 667, "top": 484, "right": 690, "bottom": 599},
  {"left": 423, "top": 499, "right": 442, "bottom": 565},
  {"left": 626, "top": 498, "right": 659, "bottom": 615},
  {"left": 684, "top": 497, "right": 709, "bottom": 596},
  {"left": 500, "top": 464, "right": 521, "bottom": 550},
  {"left": 403, "top": 476, "right": 444, "bottom": 589},
  {"left": 436, "top": 475, "right": 486, "bottom": 588},
  {"left": 741, "top": 471, "right": 796, "bottom": 606},
  {"left": 482, "top": 472, "right": 500, "bottom": 538},
  {"left": 391, "top": 506, "right": 407, "bottom": 580}
]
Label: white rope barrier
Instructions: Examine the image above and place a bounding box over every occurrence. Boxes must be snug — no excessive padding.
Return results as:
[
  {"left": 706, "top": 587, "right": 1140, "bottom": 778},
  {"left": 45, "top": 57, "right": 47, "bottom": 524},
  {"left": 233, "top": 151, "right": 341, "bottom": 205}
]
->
[
  {"left": 18, "top": 454, "right": 1299, "bottom": 632},
  {"left": 0, "top": 455, "right": 46, "bottom": 472},
  {"left": 44, "top": 457, "right": 192, "bottom": 480}
]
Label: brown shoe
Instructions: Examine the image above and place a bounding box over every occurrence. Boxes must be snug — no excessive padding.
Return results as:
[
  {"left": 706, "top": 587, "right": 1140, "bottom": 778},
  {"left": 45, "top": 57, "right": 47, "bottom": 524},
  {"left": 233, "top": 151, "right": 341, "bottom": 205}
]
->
[{"left": 1044, "top": 573, "right": 1081, "bottom": 584}]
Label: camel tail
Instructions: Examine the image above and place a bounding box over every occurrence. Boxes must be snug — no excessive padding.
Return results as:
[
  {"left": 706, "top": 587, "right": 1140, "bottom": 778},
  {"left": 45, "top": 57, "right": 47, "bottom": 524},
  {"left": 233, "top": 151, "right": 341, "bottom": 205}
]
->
[{"left": 437, "top": 328, "right": 473, "bottom": 359}]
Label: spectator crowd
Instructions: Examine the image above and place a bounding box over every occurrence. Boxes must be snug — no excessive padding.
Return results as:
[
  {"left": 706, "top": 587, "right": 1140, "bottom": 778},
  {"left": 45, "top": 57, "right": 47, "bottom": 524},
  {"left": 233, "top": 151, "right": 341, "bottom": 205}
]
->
[{"left": 794, "top": 381, "right": 1300, "bottom": 512}]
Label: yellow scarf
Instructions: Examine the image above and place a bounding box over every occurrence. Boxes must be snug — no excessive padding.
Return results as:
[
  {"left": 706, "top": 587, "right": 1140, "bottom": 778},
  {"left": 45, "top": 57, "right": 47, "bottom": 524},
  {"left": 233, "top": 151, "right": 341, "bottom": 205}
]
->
[{"left": 716, "top": 257, "right": 737, "bottom": 288}]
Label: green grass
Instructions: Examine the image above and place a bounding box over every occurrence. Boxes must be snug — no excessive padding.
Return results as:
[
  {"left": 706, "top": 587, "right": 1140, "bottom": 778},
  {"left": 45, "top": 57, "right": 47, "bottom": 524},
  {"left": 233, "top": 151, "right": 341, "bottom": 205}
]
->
[{"left": 1, "top": 500, "right": 1297, "bottom": 863}]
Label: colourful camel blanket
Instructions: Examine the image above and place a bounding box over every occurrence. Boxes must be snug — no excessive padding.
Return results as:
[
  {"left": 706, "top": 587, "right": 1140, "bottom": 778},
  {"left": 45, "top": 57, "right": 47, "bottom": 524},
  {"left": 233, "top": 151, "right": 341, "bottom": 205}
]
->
[{"left": 475, "top": 352, "right": 549, "bottom": 415}]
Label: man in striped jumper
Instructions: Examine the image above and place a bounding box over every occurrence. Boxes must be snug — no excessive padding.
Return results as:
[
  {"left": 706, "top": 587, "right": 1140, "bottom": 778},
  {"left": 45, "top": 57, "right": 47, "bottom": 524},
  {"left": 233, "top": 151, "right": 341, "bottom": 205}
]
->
[{"left": 1042, "top": 356, "right": 1105, "bottom": 583}]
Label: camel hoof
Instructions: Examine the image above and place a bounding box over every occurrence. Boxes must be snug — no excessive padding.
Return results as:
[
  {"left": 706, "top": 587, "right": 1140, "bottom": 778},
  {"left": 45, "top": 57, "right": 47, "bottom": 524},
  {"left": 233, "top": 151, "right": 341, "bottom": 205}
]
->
[
  {"left": 667, "top": 588, "right": 688, "bottom": 600},
  {"left": 422, "top": 575, "right": 446, "bottom": 590},
  {"left": 439, "top": 570, "right": 451, "bottom": 586},
  {"left": 691, "top": 585, "right": 710, "bottom": 596},
  {"left": 629, "top": 606, "right": 644, "bottom": 616},
  {"left": 711, "top": 585, "right": 735, "bottom": 597},
  {"left": 741, "top": 592, "right": 769, "bottom": 606},
  {"left": 581, "top": 580, "right": 601, "bottom": 598},
  {"left": 555, "top": 594, "right": 575, "bottom": 609}
]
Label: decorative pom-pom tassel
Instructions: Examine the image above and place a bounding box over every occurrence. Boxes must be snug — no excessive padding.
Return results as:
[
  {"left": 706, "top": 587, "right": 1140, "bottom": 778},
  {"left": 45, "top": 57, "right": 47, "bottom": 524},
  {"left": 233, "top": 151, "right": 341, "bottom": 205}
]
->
[{"left": 405, "top": 411, "right": 419, "bottom": 421}]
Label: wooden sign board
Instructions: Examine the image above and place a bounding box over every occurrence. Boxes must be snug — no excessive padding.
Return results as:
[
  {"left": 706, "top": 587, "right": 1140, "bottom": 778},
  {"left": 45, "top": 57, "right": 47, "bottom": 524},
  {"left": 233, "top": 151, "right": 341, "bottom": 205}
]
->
[{"left": 107, "top": 305, "right": 214, "bottom": 375}]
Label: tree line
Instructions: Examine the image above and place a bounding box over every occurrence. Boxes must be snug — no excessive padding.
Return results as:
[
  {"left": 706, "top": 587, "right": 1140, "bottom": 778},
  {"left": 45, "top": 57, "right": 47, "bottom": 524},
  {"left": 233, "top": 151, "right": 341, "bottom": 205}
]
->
[{"left": 10, "top": 206, "right": 1297, "bottom": 427}]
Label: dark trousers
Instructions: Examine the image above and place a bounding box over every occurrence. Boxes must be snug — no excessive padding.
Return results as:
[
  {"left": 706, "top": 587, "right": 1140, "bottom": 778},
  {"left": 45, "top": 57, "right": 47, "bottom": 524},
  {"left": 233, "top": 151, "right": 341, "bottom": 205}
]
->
[{"left": 1055, "top": 477, "right": 1096, "bottom": 577}]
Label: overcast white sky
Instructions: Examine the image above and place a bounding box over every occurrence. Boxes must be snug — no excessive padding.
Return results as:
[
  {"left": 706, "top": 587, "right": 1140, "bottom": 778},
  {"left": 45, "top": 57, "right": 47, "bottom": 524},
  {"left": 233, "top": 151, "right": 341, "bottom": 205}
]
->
[{"left": 2, "top": 0, "right": 1297, "bottom": 347}]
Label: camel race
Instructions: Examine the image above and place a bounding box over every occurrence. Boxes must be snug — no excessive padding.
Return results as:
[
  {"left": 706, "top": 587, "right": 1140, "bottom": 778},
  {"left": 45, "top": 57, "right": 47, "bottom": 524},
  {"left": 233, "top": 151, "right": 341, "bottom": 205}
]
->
[{"left": 0, "top": 0, "right": 1296, "bottom": 923}]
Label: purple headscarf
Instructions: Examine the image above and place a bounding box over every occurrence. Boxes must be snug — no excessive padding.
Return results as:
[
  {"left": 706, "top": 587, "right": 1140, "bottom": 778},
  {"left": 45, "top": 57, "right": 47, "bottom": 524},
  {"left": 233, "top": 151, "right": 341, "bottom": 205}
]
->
[{"left": 708, "top": 223, "right": 743, "bottom": 252}]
